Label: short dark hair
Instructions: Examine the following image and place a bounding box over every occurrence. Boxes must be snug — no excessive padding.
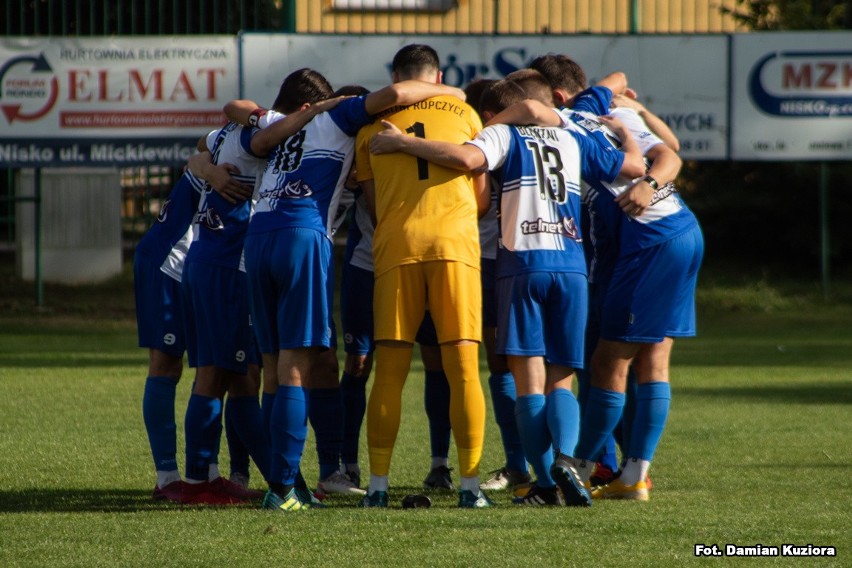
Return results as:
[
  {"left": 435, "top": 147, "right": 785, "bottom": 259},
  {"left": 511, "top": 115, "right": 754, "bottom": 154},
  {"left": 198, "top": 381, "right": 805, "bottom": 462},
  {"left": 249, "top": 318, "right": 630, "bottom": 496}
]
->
[
  {"left": 272, "top": 68, "right": 334, "bottom": 113},
  {"left": 505, "top": 69, "right": 555, "bottom": 107},
  {"left": 334, "top": 84, "right": 370, "bottom": 97},
  {"left": 392, "top": 44, "right": 440, "bottom": 79},
  {"left": 479, "top": 79, "right": 528, "bottom": 116},
  {"left": 463, "top": 78, "right": 497, "bottom": 119},
  {"left": 529, "top": 54, "right": 587, "bottom": 96}
]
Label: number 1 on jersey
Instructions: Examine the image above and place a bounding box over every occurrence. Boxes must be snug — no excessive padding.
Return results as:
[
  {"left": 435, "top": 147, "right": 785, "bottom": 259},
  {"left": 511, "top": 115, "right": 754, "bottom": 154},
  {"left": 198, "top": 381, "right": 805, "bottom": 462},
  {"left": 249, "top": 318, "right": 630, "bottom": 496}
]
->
[{"left": 406, "top": 122, "right": 429, "bottom": 180}]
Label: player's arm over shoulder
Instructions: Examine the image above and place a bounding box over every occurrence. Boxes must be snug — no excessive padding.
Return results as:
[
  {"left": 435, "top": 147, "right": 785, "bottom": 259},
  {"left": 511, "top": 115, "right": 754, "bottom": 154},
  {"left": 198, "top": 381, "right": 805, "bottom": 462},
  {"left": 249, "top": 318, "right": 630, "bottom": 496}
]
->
[{"left": 368, "top": 120, "right": 486, "bottom": 172}]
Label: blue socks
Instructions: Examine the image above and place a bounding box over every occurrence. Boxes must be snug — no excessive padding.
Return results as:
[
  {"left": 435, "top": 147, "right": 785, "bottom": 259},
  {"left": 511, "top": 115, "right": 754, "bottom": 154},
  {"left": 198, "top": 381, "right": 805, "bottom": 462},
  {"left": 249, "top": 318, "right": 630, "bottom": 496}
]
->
[
  {"left": 225, "top": 397, "right": 250, "bottom": 477},
  {"left": 308, "top": 386, "right": 344, "bottom": 481},
  {"left": 184, "top": 393, "right": 222, "bottom": 482},
  {"left": 142, "top": 376, "right": 179, "bottom": 472},
  {"left": 424, "top": 369, "right": 452, "bottom": 461},
  {"left": 575, "top": 387, "right": 625, "bottom": 463},
  {"left": 226, "top": 395, "right": 270, "bottom": 480},
  {"left": 269, "top": 385, "right": 307, "bottom": 487},
  {"left": 545, "top": 388, "right": 580, "bottom": 458},
  {"left": 628, "top": 381, "right": 671, "bottom": 461},
  {"left": 488, "top": 372, "right": 526, "bottom": 473},
  {"left": 515, "top": 394, "right": 554, "bottom": 487},
  {"left": 340, "top": 372, "right": 368, "bottom": 465}
]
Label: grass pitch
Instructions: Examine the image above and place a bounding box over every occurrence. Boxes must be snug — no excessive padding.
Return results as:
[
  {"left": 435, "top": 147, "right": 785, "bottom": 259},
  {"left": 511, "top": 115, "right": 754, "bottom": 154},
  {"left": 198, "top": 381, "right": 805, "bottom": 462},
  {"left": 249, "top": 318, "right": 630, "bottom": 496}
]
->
[{"left": 0, "top": 265, "right": 850, "bottom": 567}]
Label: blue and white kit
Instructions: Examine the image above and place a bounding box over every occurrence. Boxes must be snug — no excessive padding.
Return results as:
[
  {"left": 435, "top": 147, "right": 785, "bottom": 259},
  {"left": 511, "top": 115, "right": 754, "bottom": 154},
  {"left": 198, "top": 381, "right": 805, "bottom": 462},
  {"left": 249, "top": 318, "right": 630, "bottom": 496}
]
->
[
  {"left": 563, "top": 87, "right": 704, "bottom": 343},
  {"left": 467, "top": 122, "right": 623, "bottom": 367},
  {"left": 182, "top": 121, "right": 264, "bottom": 372}
]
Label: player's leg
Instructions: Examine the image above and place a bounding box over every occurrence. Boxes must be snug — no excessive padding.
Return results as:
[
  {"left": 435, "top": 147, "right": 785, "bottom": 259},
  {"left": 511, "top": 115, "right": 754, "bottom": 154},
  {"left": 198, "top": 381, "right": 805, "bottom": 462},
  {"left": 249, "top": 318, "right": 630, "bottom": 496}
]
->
[
  {"left": 418, "top": 314, "right": 454, "bottom": 492},
  {"left": 136, "top": 255, "right": 185, "bottom": 501},
  {"left": 606, "top": 227, "right": 703, "bottom": 497},
  {"left": 339, "top": 262, "right": 375, "bottom": 486},
  {"left": 249, "top": 228, "right": 331, "bottom": 510},
  {"left": 224, "top": 364, "right": 269, "bottom": 495},
  {"left": 479, "top": 257, "right": 529, "bottom": 492},
  {"left": 581, "top": 281, "right": 621, "bottom": 486},
  {"left": 311, "top": 346, "right": 365, "bottom": 496},
  {"left": 363, "top": 264, "right": 424, "bottom": 505},
  {"left": 506, "top": 353, "right": 562, "bottom": 506},
  {"left": 144, "top": 349, "right": 183, "bottom": 500},
  {"left": 618, "top": 338, "right": 673, "bottom": 488},
  {"left": 426, "top": 261, "right": 490, "bottom": 508}
]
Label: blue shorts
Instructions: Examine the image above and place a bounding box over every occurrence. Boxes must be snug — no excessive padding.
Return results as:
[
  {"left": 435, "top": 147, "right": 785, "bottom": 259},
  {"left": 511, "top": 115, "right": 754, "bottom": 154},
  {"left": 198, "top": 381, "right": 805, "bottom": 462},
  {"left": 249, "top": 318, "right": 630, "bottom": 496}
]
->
[
  {"left": 495, "top": 271, "right": 588, "bottom": 368},
  {"left": 601, "top": 225, "right": 704, "bottom": 343},
  {"left": 341, "top": 262, "right": 375, "bottom": 355},
  {"left": 134, "top": 253, "right": 186, "bottom": 357},
  {"left": 182, "top": 261, "right": 258, "bottom": 373},
  {"left": 481, "top": 257, "right": 498, "bottom": 329},
  {"left": 244, "top": 228, "right": 333, "bottom": 353}
]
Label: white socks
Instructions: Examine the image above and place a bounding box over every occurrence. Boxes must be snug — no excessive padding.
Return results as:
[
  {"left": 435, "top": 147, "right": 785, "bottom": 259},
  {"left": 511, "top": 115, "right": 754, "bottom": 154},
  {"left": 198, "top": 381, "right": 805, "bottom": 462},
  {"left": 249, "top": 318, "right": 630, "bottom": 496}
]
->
[
  {"left": 619, "top": 458, "right": 651, "bottom": 486},
  {"left": 368, "top": 475, "right": 389, "bottom": 494}
]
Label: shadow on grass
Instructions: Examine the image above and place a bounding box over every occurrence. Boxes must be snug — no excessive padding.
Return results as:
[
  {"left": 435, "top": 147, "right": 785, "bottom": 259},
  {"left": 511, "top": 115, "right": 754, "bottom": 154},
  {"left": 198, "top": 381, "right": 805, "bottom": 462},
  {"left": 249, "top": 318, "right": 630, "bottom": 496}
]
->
[
  {"left": 0, "top": 357, "right": 145, "bottom": 369},
  {"left": 0, "top": 486, "right": 456, "bottom": 513},
  {"left": 0, "top": 489, "right": 194, "bottom": 513},
  {"left": 677, "top": 382, "right": 852, "bottom": 405}
]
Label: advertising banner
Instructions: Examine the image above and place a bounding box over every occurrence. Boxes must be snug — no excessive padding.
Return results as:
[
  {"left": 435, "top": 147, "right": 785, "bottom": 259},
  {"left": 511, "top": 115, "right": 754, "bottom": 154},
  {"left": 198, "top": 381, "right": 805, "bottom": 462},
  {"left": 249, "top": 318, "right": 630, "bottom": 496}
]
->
[
  {"left": 0, "top": 36, "right": 238, "bottom": 167},
  {"left": 240, "top": 33, "right": 729, "bottom": 160},
  {"left": 731, "top": 32, "right": 852, "bottom": 160}
]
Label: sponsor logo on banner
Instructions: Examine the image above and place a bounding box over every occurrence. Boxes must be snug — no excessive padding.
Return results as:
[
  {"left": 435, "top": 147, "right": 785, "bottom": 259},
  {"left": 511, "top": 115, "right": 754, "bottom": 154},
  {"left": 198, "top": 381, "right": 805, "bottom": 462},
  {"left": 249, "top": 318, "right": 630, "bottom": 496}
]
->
[{"left": 749, "top": 50, "right": 852, "bottom": 117}]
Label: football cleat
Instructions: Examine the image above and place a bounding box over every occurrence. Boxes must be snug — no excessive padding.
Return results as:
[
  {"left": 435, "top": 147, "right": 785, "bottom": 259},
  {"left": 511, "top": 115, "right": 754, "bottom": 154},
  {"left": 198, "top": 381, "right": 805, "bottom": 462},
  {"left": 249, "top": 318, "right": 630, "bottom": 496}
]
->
[
  {"left": 589, "top": 463, "right": 618, "bottom": 488},
  {"left": 316, "top": 471, "right": 367, "bottom": 496},
  {"left": 262, "top": 488, "right": 313, "bottom": 512},
  {"left": 229, "top": 472, "right": 250, "bottom": 489},
  {"left": 479, "top": 467, "right": 532, "bottom": 492},
  {"left": 344, "top": 469, "right": 362, "bottom": 489},
  {"left": 212, "top": 476, "right": 265, "bottom": 500},
  {"left": 457, "top": 489, "right": 494, "bottom": 509},
  {"left": 151, "top": 480, "right": 183, "bottom": 502},
  {"left": 591, "top": 478, "right": 649, "bottom": 501},
  {"left": 423, "top": 465, "right": 455, "bottom": 491},
  {"left": 511, "top": 483, "right": 562, "bottom": 506},
  {"left": 180, "top": 481, "right": 246, "bottom": 505},
  {"left": 550, "top": 455, "right": 593, "bottom": 507},
  {"left": 359, "top": 491, "right": 389, "bottom": 508}
]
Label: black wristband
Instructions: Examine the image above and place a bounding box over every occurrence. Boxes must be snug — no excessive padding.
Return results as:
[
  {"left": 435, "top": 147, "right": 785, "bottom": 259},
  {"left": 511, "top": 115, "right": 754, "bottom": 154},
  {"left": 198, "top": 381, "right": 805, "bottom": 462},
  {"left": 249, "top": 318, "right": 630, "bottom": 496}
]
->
[{"left": 643, "top": 175, "right": 659, "bottom": 190}]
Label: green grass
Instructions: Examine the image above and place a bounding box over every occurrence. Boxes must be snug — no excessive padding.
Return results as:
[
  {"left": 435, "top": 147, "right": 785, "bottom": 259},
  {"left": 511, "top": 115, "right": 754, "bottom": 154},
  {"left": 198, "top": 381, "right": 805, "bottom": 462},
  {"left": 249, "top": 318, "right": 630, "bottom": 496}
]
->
[{"left": 0, "top": 263, "right": 850, "bottom": 567}]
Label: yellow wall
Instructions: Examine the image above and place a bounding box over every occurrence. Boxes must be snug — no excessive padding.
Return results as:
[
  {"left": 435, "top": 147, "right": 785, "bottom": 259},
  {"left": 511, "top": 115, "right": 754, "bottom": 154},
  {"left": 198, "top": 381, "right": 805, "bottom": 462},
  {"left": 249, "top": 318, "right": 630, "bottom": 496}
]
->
[{"left": 296, "top": 1, "right": 746, "bottom": 34}]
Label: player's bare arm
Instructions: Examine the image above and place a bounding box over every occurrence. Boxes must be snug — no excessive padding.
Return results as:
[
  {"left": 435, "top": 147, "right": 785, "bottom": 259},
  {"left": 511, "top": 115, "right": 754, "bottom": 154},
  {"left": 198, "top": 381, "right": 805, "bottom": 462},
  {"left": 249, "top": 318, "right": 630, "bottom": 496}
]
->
[
  {"left": 363, "top": 80, "right": 465, "bottom": 116},
  {"left": 616, "top": 143, "right": 683, "bottom": 217},
  {"left": 484, "top": 99, "right": 562, "bottom": 128},
  {"left": 224, "top": 99, "right": 262, "bottom": 125},
  {"left": 187, "top": 151, "right": 252, "bottom": 204},
  {"left": 369, "top": 120, "right": 487, "bottom": 172},
  {"left": 594, "top": 71, "right": 628, "bottom": 97},
  {"left": 250, "top": 96, "right": 346, "bottom": 157},
  {"left": 612, "top": 91, "right": 681, "bottom": 152},
  {"left": 472, "top": 172, "right": 490, "bottom": 218},
  {"left": 599, "top": 115, "right": 646, "bottom": 179}
]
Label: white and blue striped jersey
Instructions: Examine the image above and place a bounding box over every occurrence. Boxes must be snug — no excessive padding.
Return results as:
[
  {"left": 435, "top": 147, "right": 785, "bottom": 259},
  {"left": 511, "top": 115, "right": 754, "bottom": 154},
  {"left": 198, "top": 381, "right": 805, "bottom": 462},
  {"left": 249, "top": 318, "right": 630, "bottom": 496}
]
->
[
  {"left": 467, "top": 123, "right": 623, "bottom": 279},
  {"left": 562, "top": 86, "right": 699, "bottom": 282},
  {"left": 135, "top": 171, "right": 204, "bottom": 282},
  {"left": 187, "top": 122, "right": 264, "bottom": 272},
  {"left": 249, "top": 97, "right": 371, "bottom": 238}
]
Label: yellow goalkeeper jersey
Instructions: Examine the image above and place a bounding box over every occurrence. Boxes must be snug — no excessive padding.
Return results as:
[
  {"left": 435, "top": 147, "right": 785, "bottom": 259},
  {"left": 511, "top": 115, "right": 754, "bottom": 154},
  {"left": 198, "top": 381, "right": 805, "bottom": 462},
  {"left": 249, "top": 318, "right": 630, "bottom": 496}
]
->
[{"left": 355, "top": 95, "right": 482, "bottom": 277}]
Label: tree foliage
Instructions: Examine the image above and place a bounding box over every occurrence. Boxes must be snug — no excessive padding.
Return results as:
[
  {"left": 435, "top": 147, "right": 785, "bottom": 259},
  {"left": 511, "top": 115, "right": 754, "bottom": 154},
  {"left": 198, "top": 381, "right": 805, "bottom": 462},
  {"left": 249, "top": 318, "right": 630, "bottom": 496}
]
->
[{"left": 720, "top": 0, "right": 851, "bottom": 30}]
